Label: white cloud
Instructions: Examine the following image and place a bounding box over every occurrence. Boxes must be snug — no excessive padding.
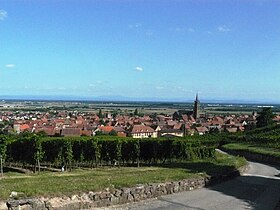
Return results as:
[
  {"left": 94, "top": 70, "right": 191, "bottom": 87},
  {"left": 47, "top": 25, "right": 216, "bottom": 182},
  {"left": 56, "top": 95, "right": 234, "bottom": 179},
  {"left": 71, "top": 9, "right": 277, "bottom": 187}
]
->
[
  {"left": 217, "top": 25, "right": 231, "bottom": 32},
  {"left": 5, "top": 64, "right": 15, "bottom": 68},
  {"left": 188, "top": 28, "right": 195, "bottom": 33},
  {"left": 0, "top": 10, "right": 7, "bottom": 21},
  {"left": 135, "top": 66, "right": 143, "bottom": 72}
]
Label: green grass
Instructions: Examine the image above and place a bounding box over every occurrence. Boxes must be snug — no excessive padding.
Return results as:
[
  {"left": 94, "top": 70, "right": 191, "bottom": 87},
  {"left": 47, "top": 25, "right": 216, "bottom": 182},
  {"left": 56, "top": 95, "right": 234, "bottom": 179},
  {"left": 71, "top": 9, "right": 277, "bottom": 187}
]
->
[
  {"left": 222, "top": 143, "right": 280, "bottom": 158},
  {"left": 0, "top": 152, "right": 246, "bottom": 200}
]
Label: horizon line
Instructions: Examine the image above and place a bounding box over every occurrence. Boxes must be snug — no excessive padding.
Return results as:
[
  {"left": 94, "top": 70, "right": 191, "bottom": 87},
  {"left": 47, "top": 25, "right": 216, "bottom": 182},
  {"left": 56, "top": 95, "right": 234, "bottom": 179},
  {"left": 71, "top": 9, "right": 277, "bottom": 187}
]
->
[{"left": 0, "top": 95, "right": 279, "bottom": 105}]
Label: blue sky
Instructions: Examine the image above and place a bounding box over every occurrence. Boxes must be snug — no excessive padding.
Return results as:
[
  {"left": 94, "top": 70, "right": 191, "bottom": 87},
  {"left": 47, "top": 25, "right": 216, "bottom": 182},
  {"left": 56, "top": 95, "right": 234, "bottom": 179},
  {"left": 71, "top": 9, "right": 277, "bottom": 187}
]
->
[{"left": 0, "top": 0, "right": 280, "bottom": 102}]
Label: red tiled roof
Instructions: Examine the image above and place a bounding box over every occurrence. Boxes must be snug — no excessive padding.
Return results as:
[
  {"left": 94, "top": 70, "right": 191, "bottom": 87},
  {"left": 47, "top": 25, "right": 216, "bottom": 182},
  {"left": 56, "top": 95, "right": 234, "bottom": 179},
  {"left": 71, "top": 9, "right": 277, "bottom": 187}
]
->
[
  {"left": 20, "top": 124, "right": 30, "bottom": 131},
  {"left": 113, "top": 126, "right": 125, "bottom": 133},
  {"left": 130, "top": 125, "right": 155, "bottom": 133},
  {"left": 195, "top": 127, "right": 209, "bottom": 133},
  {"left": 99, "top": 126, "right": 114, "bottom": 133}
]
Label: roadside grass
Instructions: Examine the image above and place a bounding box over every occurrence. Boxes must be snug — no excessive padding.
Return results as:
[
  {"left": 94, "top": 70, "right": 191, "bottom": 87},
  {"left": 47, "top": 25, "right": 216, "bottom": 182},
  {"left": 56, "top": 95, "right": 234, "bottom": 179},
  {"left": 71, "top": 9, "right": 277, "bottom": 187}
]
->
[
  {"left": 0, "top": 152, "right": 246, "bottom": 200},
  {"left": 222, "top": 143, "right": 280, "bottom": 158}
]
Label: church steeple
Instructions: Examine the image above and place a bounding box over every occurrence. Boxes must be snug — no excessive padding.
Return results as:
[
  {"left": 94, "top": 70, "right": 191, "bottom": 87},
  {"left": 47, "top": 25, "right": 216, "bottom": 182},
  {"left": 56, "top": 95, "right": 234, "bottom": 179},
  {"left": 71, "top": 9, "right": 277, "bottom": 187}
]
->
[{"left": 193, "top": 93, "right": 200, "bottom": 119}]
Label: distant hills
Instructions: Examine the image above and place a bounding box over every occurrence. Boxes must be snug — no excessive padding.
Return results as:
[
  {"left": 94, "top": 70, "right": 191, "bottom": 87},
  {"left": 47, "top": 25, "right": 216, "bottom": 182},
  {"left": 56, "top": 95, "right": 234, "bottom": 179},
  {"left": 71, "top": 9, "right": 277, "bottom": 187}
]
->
[{"left": 0, "top": 94, "right": 279, "bottom": 105}]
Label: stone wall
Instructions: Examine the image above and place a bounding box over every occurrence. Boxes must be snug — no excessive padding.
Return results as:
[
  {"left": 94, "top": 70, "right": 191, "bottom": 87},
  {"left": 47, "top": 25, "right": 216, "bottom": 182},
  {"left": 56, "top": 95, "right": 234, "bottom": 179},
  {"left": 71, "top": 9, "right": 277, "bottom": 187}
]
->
[{"left": 2, "top": 165, "right": 248, "bottom": 210}]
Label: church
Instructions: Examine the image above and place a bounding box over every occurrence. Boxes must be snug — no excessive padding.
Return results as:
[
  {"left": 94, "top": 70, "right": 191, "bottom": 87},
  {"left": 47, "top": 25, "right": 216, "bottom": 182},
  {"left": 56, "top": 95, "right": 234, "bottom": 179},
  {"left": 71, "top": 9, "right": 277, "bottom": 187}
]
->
[{"left": 173, "top": 93, "right": 201, "bottom": 121}]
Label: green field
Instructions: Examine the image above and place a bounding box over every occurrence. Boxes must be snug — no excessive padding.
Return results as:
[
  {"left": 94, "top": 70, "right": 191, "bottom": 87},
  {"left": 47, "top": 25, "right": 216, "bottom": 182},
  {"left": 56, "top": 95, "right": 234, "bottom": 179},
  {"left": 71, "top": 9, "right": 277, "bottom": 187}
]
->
[
  {"left": 0, "top": 152, "right": 246, "bottom": 200},
  {"left": 2, "top": 100, "right": 280, "bottom": 115}
]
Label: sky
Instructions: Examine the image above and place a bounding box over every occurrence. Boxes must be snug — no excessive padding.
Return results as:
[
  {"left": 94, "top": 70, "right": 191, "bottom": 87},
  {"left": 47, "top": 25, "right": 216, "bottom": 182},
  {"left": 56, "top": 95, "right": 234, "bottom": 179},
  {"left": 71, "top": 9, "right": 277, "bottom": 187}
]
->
[{"left": 0, "top": 0, "right": 280, "bottom": 103}]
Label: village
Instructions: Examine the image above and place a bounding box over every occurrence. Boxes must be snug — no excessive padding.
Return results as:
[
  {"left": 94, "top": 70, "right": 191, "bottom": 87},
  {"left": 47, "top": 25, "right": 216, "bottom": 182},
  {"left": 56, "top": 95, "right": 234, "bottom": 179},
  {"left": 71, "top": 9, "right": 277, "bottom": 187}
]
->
[{"left": 1, "top": 95, "right": 279, "bottom": 139}]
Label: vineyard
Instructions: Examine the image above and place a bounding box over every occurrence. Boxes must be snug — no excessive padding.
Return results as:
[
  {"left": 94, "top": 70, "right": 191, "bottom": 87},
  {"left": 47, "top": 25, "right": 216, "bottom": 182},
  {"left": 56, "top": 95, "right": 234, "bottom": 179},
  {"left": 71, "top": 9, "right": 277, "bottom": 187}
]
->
[
  {"left": 221, "top": 124, "right": 280, "bottom": 160},
  {"left": 0, "top": 134, "right": 220, "bottom": 173},
  {"left": 229, "top": 124, "right": 280, "bottom": 149}
]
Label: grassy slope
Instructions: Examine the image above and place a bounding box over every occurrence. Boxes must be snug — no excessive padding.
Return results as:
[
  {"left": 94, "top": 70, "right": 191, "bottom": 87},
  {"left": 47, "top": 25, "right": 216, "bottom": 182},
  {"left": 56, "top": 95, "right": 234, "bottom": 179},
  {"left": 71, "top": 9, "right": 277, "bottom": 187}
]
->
[
  {"left": 0, "top": 152, "right": 246, "bottom": 200},
  {"left": 222, "top": 143, "right": 280, "bottom": 158},
  {"left": 223, "top": 124, "right": 280, "bottom": 157}
]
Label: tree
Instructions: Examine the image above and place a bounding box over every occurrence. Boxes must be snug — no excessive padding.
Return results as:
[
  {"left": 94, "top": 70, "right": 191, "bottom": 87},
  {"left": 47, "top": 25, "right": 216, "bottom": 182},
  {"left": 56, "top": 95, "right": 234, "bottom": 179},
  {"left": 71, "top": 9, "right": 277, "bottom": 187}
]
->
[
  {"left": 134, "top": 140, "right": 140, "bottom": 167},
  {"left": 0, "top": 135, "right": 8, "bottom": 177},
  {"left": 98, "top": 109, "right": 103, "bottom": 118},
  {"left": 112, "top": 111, "right": 118, "bottom": 118},
  {"left": 34, "top": 136, "right": 44, "bottom": 173},
  {"left": 256, "top": 107, "right": 275, "bottom": 128},
  {"left": 134, "top": 108, "right": 139, "bottom": 116},
  {"left": 109, "top": 130, "right": 118, "bottom": 136},
  {"left": 209, "top": 127, "right": 220, "bottom": 134},
  {"left": 151, "top": 113, "right": 157, "bottom": 121},
  {"left": 99, "top": 119, "right": 105, "bottom": 125},
  {"left": 180, "top": 124, "right": 188, "bottom": 136},
  {"left": 115, "top": 141, "right": 122, "bottom": 167},
  {"left": 37, "top": 130, "right": 48, "bottom": 137},
  {"left": 92, "top": 140, "right": 101, "bottom": 168},
  {"left": 244, "top": 123, "right": 256, "bottom": 131},
  {"left": 64, "top": 141, "right": 73, "bottom": 171}
]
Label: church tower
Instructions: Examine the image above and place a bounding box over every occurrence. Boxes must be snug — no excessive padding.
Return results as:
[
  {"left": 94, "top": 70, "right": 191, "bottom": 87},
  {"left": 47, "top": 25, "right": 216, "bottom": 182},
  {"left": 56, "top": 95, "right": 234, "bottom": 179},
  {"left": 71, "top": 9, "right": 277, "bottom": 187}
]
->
[{"left": 193, "top": 93, "right": 200, "bottom": 119}]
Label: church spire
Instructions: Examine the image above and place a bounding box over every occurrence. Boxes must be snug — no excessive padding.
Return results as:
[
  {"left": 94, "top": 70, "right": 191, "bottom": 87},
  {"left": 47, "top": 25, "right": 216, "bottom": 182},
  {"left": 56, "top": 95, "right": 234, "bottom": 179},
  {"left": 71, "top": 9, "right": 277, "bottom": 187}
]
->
[{"left": 193, "top": 93, "right": 200, "bottom": 119}]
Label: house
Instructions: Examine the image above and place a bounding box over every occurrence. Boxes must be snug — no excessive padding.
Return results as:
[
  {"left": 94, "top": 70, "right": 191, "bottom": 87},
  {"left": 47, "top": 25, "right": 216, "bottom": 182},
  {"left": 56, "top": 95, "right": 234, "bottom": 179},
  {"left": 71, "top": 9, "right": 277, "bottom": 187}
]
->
[
  {"left": 225, "top": 127, "right": 238, "bottom": 133},
  {"left": 35, "top": 126, "right": 56, "bottom": 136},
  {"left": 13, "top": 123, "right": 31, "bottom": 133},
  {"left": 61, "top": 128, "right": 81, "bottom": 137},
  {"left": 98, "top": 126, "right": 114, "bottom": 134},
  {"left": 274, "top": 115, "right": 280, "bottom": 124},
  {"left": 129, "top": 125, "right": 157, "bottom": 138},
  {"left": 113, "top": 126, "right": 127, "bottom": 137},
  {"left": 13, "top": 124, "right": 21, "bottom": 134},
  {"left": 159, "top": 129, "right": 184, "bottom": 137},
  {"left": 195, "top": 126, "right": 209, "bottom": 135}
]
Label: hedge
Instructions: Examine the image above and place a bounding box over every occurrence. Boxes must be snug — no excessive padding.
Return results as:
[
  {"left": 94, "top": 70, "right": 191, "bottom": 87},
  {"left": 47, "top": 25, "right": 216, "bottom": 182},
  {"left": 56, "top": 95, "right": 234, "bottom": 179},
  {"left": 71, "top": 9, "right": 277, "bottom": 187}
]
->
[{"left": 3, "top": 135, "right": 217, "bottom": 169}]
